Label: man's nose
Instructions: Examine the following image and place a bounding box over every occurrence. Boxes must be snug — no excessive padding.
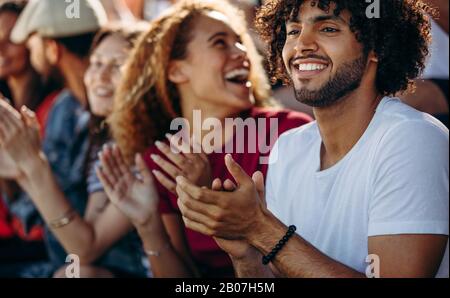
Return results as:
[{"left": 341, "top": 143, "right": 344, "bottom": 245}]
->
[{"left": 294, "top": 28, "right": 319, "bottom": 55}]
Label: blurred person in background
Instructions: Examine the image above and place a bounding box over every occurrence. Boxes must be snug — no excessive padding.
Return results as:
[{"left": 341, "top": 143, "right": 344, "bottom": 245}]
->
[
  {"left": 99, "top": 0, "right": 136, "bottom": 22},
  {"left": 123, "top": 0, "right": 177, "bottom": 20},
  {"left": 0, "top": 0, "right": 106, "bottom": 277},
  {"left": 1, "top": 24, "right": 151, "bottom": 278},
  {"left": 0, "top": 0, "right": 61, "bottom": 278}
]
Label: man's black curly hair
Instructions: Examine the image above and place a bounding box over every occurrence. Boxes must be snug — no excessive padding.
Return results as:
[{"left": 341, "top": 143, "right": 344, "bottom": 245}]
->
[{"left": 255, "top": 0, "right": 434, "bottom": 96}]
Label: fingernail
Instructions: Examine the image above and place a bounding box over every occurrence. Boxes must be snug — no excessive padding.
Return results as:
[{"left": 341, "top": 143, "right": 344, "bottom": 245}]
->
[
  {"left": 150, "top": 154, "right": 159, "bottom": 161},
  {"left": 155, "top": 141, "right": 164, "bottom": 149},
  {"left": 165, "top": 133, "right": 173, "bottom": 139},
  {"left": 152, "top": 169, "right": 160, "bottom": 176},
  {"left": 176, "top": 176, "right": 183, "bottom": 183}
]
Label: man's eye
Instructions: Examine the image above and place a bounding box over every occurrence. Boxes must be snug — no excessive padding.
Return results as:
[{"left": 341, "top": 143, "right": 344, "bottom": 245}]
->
[{"left": 321, "top": 27, "right": 339, "bottom": 33}]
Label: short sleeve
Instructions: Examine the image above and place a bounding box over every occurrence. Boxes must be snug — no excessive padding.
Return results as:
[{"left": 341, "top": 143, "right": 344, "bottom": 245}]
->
[
  {"left": 368, "top": 120, "right": 449, "bottom": 237},
  {"left": 87, "top": 159, "right": 104, "bottom": 194}
]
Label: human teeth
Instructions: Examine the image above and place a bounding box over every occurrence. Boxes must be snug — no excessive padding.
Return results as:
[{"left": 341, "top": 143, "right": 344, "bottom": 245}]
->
[
  {"left": 225, "top": 68, "right": 249, "bottom": 80},
  {"left": 94, "top": 87, "right": 112, "bottom": 97},
  {"left": 298, "top": 64, "right": 327, "bottom": 71}
]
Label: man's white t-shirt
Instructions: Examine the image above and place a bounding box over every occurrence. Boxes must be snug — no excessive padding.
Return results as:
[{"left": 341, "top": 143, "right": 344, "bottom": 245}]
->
[{"left": 266, "top": 97, "right": 449, "bottom": 277}]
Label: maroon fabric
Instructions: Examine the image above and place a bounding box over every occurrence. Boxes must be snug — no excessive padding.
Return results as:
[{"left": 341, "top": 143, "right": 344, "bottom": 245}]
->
[{"left": 0, "top": 197, "right": 14, "bottom": 238}]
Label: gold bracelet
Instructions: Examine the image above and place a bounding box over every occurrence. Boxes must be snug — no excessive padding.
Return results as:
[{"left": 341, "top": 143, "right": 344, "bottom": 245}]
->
[
  {"left": 144, "top": 243, "right": 171, "bottom": 257},
  {"left": 49, "top": 209, "right": 76, "bottom": 229}
]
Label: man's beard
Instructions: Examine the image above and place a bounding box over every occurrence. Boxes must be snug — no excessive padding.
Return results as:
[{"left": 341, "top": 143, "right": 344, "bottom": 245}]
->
[{"left": 292, "top": 55, "right": 367, "bottom": 108}]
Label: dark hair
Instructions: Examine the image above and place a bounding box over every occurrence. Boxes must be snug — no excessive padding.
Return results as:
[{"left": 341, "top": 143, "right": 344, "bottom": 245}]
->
[
  {"left": 256, "top": 0, "right": 433, "bottom": 95},
  {"left": 53, "top": 32, "right": 98, "bottom": 59},
  {"left": 91, "top": 23, "right": 147, "bottom": 54},
  {"left": 0, "top": 0, "right": 27, "bottom": 15}
]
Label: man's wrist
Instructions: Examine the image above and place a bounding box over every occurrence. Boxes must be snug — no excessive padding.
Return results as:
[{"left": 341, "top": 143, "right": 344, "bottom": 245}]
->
[
  {"left": 230, "top": 245, "right": 275, "bottom": 278},
  {"left": 229, "top": 245, "right": 261, "bottom": 262},
  {"left": 247, "top": 208, "right": 287, "bottom": 255}
]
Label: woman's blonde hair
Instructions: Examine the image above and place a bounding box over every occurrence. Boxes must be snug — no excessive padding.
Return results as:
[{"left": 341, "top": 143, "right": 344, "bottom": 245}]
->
[{"left": 109, "top": 0, "right": 275, "bottom": 163}]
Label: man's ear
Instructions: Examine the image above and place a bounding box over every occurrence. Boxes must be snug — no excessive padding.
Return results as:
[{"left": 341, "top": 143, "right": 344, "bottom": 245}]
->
[
  {"left": 44, "top": 39, "right": 60, "bottom": 66},
  {"left": 168, "top": 60, "right": 189, "bottom": 84},
  {"left": 368, "top": 50, "right": 379, "bottom": 63}
]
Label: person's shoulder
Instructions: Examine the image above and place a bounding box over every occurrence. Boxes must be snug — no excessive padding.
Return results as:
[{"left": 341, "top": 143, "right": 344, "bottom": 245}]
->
[
  {"left": 268, "top": 121, "right": 318, "bottom": 172},
  {"left": 251, "top": 107, "right": 313, "bottom": 123},
  {"left": 371, "top": 97, "right": 449, "bottom": 163},
  {"left": 45, "top": 90, "right": 89, "bottom": 137},
  {"left": 273, "top": 120, "right": 318, "bottom": 155},
  {"left": 54, "top": 89, "right": 76, "bottom": 102},
  {"left": 279, "top": 119, "right": 318, "bottom": 139},
  {"left": 377, "top": 97, "right": 448, "bottom": 141},
  {"left": 251, "top": 107, "right": 314, "bottom": 136},
  {"left": 50, "top": 89, "right": 81, "bottom": 113}
]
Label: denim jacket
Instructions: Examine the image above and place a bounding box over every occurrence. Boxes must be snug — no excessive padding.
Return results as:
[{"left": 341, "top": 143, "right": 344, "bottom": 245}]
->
[{"left": 41, "top": 90, "right": 91, "bottom": 269}]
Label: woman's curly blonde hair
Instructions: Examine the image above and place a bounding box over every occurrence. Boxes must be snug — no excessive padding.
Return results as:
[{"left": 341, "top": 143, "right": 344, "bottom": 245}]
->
[{"left": 109, "top": 0, "right": 276, "bottom": 163}]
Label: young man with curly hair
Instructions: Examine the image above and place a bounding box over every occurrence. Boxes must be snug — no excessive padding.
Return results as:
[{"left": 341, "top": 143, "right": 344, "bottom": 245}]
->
[{"left": 174, "top": 0, "right": 449, "bottom": 278}]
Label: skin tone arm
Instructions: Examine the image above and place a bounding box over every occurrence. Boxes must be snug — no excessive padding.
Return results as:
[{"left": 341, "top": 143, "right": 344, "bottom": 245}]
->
[
  {"left": 96, "top": 145, "right": 199, "bottom": 277},
  {"left": 0, "top": 100, "right": 135, "bottom": 265},
  {"left": 96, "top": 140, "right": 272, "bottom": 277},
  {"left": 175, "top": 154, "right": 448, "bottom": 278},
  {"left": 209, "top": 177, "right": 275, "bottom": 278},
  {"left": 0, "top": 145, "right": 22, "bottom": 179},
  {"left": 147, "top": 133, "right": 274, "bottom": 277}
]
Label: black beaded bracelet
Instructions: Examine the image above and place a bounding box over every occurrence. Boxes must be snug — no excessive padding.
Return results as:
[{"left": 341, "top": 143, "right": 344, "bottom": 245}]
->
[{"left": 262, "top": 225, "right": 297, "bottom": 265}]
